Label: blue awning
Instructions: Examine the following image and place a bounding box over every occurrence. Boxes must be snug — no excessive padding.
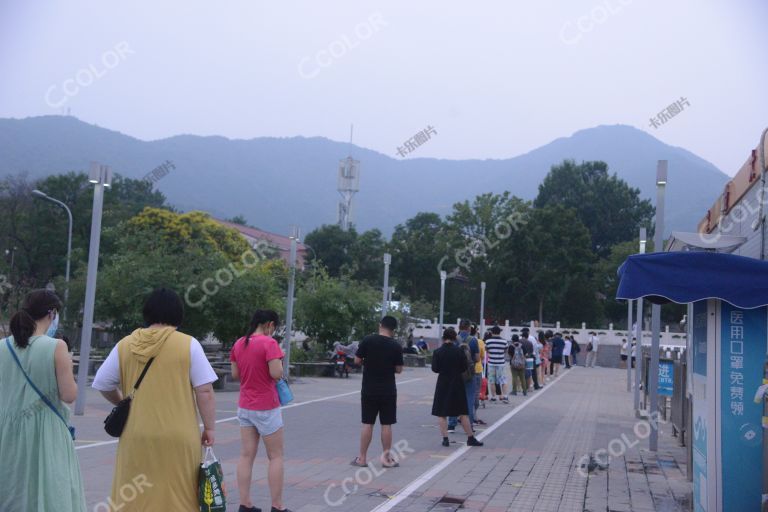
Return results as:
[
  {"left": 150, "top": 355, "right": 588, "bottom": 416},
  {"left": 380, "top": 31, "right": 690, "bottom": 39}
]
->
[{"left": 616, "top": 252, "right": 768, "bottom": 309}]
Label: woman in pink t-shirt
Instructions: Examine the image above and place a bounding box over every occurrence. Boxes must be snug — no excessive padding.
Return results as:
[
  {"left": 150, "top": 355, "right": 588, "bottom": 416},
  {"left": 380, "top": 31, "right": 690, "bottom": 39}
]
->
[{"left": 230, "top": 310, "right": 290, "bottom": 512}]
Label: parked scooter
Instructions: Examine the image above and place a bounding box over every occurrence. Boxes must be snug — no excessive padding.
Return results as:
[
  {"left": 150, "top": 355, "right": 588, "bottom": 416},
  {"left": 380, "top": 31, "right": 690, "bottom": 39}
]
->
[{"left": 330, "top": 342, "right": 359, "bottom": 378}]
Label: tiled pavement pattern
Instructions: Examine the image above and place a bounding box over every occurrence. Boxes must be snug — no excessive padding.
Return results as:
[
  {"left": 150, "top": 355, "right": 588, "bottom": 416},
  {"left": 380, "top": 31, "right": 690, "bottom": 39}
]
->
[
  {"left": 74, "top": 366, "right": 691, "bottom": 511},
  {"left": 366, "top": 368, "right": 691, "bottom": 512}
]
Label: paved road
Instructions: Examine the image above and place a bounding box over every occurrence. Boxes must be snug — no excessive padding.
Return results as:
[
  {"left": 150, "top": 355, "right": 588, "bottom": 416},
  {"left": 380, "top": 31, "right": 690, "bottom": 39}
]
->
[{"left": 72, "top": 365, "right": 690, "bottom": 511}]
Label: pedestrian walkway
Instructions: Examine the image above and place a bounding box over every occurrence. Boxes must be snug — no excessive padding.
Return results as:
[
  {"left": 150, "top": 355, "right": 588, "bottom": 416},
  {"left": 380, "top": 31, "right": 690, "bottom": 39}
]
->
[
  {"left": 372, "top": 367, "right": 691, "bottom": 512},
  {"left": 74, "top": 366, "right": 691, "bottom": 511}
]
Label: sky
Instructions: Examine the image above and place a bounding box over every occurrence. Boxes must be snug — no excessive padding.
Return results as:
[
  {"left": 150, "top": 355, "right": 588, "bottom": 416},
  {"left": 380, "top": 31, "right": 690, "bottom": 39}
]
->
[{"left": 1, "top": 0, "right": 766, "bottom": 176}]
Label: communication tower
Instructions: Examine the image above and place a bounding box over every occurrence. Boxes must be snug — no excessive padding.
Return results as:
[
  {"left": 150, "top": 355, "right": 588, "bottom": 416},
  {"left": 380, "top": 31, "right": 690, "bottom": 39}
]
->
[{"left": 337, "top": 125, "right": 360, "bottom": 231}]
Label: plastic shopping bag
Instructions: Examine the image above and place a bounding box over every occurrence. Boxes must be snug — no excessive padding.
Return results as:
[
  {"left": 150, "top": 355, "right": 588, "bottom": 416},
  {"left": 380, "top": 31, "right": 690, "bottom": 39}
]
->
[
  {"left": 479, "top": 377, "right": 488, "bottom": 401},
  {"left": 198, "top": 447, "right": 226, "bottom": 512}
]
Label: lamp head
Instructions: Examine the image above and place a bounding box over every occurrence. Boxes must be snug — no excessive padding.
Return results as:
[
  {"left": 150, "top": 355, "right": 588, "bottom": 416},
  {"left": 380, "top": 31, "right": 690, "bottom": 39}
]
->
[
  {"left": 89, "top": 162, "right": 113, "bottom": 186},
  {"left": 31, "top": 189, "right": 48, "bottom": 199},
  {"left": 656, "top": 160, "right": 668, "bottom": 185}
]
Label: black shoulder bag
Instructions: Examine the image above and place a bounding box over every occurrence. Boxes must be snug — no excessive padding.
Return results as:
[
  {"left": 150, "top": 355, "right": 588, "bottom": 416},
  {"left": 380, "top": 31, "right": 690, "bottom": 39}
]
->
[{"left": 104, "top": 357, "right": 155, "bottom": 437}]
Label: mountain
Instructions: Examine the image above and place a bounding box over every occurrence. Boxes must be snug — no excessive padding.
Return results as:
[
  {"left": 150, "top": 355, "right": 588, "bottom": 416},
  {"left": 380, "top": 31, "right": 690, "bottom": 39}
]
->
[{"left": 0, "top": 116, "right": 728, "bottom": 236}]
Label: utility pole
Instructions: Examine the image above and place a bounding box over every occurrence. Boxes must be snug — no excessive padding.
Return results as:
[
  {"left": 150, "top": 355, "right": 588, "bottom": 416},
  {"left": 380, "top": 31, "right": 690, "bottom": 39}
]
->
[
  {"left": 649, "top": 161, "right": 667, "bottom": 451},
  {"left": 283, "top": 226, "right": 299, "bottom": 380},
  {"left": 75, "top": 162, "right": 111, "bottom": 415}
]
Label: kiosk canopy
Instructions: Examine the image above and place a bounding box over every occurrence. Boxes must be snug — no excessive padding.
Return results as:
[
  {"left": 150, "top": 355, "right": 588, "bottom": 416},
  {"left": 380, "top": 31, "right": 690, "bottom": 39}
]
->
[{"left": 616, "top": 252, "right": 768, "bottom": 309}]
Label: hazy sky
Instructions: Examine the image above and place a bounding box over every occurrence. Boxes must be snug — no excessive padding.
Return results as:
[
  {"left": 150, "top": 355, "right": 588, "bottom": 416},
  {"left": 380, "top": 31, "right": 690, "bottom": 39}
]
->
[{"left": 1, "top": 1, "right": 766, "bottom": 176}]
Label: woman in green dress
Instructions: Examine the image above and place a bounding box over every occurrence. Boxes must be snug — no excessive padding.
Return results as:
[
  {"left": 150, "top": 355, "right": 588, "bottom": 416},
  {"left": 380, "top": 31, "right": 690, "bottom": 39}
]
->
[{"left": 0, "top": 289, "right": 86, "bottom": 512}]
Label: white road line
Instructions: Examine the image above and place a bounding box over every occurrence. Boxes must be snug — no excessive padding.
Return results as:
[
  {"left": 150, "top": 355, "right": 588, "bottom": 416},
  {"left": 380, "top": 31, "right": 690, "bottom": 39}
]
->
[
  {"left": 368, "top": 371, "right": 569, "bottom": 512},
  {"left": 75, "top": 377, "right": 423, "bottom": 451}
]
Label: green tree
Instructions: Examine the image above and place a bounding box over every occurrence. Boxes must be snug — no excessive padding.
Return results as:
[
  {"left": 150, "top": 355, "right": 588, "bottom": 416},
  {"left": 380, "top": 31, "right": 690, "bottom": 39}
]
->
[
  {"left": 92, "top": 209, "right": 284, "bottom": 345},
  {"left": 446, "top": 193, "right": 531, "bottom": 321},
  {"left": 295, "top": 268, "right": 379, "bottom": 348},
  {"left": 594, "top": 240, "right": 638, "bottom": 324},
  {"left": 534, "top": 160, "right": 654, "bottom": 257},
  {"left": 303, "top": 225, "right": 356, "bottom": 277},
  {"left": 225, "top": 214, "right": 249, "bottom": 226},
  {"left": 347, "top": 228, "right": 387, "bottom": 286},
  {"left": 515, "top": 204, "right": 594, "bottom": 325},
  {"left": 0, "top": 172, "right": 166, "bottom": 327},
  {"left": 389, "top": 212, "right": 451, "bottom": 305}
]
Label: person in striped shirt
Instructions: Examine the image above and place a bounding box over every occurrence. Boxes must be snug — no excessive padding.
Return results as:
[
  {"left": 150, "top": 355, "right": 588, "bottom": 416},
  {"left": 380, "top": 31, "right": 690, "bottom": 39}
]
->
[{"left": 484, "top": 326, "right": 510, "bottom": 403}]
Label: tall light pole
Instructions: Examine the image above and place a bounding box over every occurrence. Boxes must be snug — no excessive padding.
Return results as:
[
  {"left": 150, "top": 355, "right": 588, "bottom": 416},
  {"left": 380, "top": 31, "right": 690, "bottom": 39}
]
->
[
  {"left": 479, "top": 281, "right": 486, "bottom": 336},
  {"left": 649, "top": 161, "right": 667, "bottom": 451},
  {"left": 283, "top": 226, "right": 299, "bottom": 380},
  {"left": 32, "top": 190, "right": 73, "bottom": 322},
  {"left": 382, "top": 253, "right": 391, "bottom": 316},
  {"left": 634, "top": 227, "right": 647, "bottom": 413},
  {"left": 74, "top": 162, "right": 112, "bottom": 415},
  {"left": 626, "top": 298, "right": 633, "bottom": 392},
  {"left": 439, "top": 270, "right": 447, "bottom": 332}
]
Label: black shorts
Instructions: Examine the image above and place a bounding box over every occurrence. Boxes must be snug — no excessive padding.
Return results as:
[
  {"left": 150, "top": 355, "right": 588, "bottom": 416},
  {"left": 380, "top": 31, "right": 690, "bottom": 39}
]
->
[
  {"left": 361, "top": 394, "right": 397, "bottom": 425},
  {"left": 621, "top": 355, "right": 628, "bottom": 361}
]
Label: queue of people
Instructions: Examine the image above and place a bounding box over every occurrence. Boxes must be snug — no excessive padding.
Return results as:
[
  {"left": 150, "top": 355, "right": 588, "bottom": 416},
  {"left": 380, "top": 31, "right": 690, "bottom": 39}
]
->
[
  {"left": 1, "top": 288, "right": 292, "bottom": 512},
  {"left": 1, "top": 286, "right": 604, "bottom": 511},
  {"left": 429, "top": 326, "right": 599, "bottom": 413}
]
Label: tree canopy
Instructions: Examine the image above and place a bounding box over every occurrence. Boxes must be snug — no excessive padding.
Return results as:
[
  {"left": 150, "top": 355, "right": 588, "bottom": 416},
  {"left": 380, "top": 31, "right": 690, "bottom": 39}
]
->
[{"left": 534, "top": 160, "right": 654, "bottom": 257}]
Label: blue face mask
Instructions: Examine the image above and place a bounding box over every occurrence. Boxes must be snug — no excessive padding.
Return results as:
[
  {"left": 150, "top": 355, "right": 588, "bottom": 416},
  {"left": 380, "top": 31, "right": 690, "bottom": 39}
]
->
[{"left": 47, "top": 312, "right": 59, "bottom": 338}]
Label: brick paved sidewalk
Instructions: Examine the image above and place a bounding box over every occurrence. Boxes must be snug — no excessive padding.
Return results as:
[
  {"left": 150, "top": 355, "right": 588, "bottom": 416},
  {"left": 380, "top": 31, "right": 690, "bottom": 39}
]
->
[{"left": 374, "top": 367, "right": 692, "bottom": 512}]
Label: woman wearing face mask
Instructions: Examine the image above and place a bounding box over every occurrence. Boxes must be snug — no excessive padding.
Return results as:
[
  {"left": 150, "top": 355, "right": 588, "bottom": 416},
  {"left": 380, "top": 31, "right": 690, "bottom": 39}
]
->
[
  {"left": 230, "top": 309, "right": 291, "bottom": 512},
  {"left": 0, "top": 289, "right": 86, "bottom": 512},
  {"left": 92, "top": 288, "right": 218, "bottom": 511}
]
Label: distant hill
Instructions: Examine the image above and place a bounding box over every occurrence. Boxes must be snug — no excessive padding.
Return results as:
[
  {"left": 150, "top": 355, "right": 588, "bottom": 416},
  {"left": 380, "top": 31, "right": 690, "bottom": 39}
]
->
[{"left": 0, "top": 116, "right": 729, "bottom": 236}]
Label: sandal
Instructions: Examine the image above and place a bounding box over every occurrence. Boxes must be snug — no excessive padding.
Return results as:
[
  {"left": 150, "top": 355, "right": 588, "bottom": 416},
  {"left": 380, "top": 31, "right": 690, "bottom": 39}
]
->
[
  {"left": 381, "top": 459, "right": 400, "bottom": 468},
  {"left": 350, "top": 457, "right": 367, "bottom": 467}
]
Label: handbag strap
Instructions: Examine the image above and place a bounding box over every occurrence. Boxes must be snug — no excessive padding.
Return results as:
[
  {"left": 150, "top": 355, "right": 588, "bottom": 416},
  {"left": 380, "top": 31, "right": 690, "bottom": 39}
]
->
[
  {"left": 5, "top": 337, "right": 70, "bottom": 429},
  {"left": 129, "top": 356, "right": 155, "bottom": 397}
]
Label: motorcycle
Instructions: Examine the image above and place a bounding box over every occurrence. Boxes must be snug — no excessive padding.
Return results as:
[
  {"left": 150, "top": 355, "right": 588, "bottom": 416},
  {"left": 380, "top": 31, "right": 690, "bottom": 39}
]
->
[
  {"left": 331, "top": 350, "right": 350, "bottom": 378},
  {"left": 330, "top": 341, "right": 359, "bottom": 378}
]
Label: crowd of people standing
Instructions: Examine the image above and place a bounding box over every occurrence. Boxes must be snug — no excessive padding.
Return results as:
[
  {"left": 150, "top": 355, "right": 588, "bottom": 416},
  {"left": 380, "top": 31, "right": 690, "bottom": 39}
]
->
[
  {"left": 0, "top": 288, "right": 292, "bottom": 512},
  {"left": 433, "top": 321, "right": 598, "bottom": 414},
  {"left": 0, "top": 284, "right": 605, "bottom": 511}
]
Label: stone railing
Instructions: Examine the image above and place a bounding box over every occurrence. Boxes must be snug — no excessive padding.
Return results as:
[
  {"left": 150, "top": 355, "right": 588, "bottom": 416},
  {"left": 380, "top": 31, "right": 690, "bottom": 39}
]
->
[{"left": 412, "top": 321, "right": 686, "bottom": 349}]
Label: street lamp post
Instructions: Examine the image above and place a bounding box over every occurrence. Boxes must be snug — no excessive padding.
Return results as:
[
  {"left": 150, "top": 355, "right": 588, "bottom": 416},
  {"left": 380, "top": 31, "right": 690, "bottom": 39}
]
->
[
  {"left": 634, "top": 228, "right": 647, "bottom": 413},
  {"left": 626, "top": 298, "right": 633, "bottom": 392},
  {"left": 439, "top": 270, "right": 447, "bottom": 332},
  {"left": 32, "top": 190, "right": 73, "bottom": 322},
  {"left": 283, "top": 226, "right": 299, "bottom": 380},
  {"left": 479, "top": 281, "right": 486, "bottom": 336},
  {"left": 74, "top": 162, "right": 112, "bottom": 415},
  {"left": 382, "top": 253, "right": 391, "bottom": 316},
  {"left": 649, "top": 161, "right": 667, "bottom": 451}
]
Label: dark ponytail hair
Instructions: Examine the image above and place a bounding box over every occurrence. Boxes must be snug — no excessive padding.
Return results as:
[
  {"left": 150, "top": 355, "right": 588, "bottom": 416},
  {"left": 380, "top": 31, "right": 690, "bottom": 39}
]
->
[
  {"left": 10, "top": 289, "right": 62, "bottom": 349},
  {"left": 243, "top": 309, "right": 280, "bottom": 346}
]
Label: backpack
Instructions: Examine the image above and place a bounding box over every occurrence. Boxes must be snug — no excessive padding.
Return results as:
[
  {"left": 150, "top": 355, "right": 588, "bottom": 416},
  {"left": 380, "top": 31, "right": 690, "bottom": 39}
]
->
[
  {"left": 510, "top": 343, "right": 525, "bottom": 370},
  {"left": 460, "top": 336, "right": 477, "bottom": 382},
  {"left": 460, "top": 344, "right": 475, "bottom": 381}
]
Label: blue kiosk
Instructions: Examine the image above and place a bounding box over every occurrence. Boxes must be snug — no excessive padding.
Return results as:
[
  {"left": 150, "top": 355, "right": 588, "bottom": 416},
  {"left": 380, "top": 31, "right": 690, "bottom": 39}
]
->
[{"left": 617, "top": 251, "right": 768, "bottom": 512}]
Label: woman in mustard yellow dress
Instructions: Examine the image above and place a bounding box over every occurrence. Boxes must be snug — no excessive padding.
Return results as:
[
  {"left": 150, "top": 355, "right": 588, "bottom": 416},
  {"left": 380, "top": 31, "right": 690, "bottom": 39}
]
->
[{"left": 93, "top": 288, "right": 218, "bottom": 510}]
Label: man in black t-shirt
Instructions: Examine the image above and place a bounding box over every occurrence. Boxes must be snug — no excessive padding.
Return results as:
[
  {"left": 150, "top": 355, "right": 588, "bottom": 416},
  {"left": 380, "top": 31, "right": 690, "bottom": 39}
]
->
[{"left": 353, "top": 316, "right": 404, "bottom": 468}]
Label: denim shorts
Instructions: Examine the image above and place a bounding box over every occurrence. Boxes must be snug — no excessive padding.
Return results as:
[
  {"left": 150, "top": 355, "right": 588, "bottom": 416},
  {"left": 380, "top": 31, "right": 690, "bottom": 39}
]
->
[
  {"left": 487, "top": 364, "right": 507, "bottom": 385},
  {"left": 237, "top": 407, "right": 284, "bottom": 436}
]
